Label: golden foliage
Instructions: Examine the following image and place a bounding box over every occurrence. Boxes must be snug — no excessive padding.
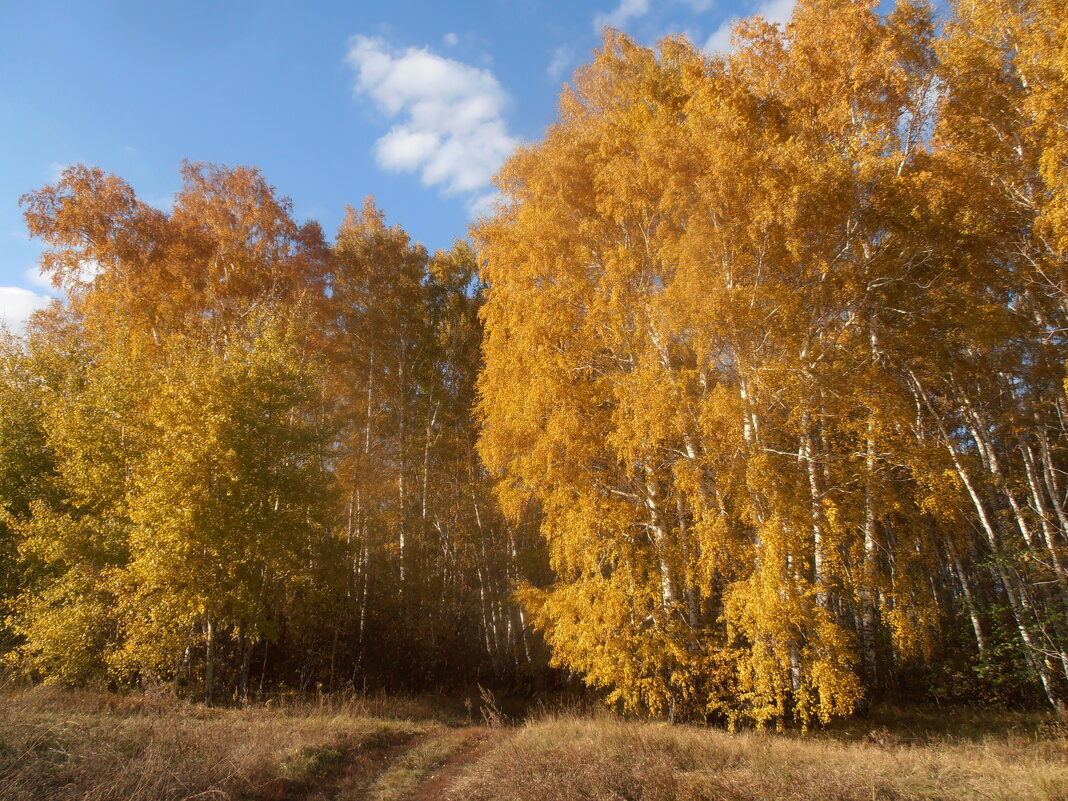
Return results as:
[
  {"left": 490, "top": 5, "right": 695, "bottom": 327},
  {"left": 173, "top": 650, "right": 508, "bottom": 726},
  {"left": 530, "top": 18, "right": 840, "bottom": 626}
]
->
[{"left": 477, "top": 0, "right": 1068, "bottom": 724}]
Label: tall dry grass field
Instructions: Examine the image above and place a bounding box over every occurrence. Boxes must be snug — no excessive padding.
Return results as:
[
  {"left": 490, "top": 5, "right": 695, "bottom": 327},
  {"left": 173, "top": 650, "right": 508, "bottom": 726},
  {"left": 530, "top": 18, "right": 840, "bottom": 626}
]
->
[
  {"left": 451, "top": 710, "right": 1068, "bottom": 801},
  {"left": 0, "top": 685, "right": 428, "bottom": 801},
  {"left": 2, "top": 687, "right": 1065, "bottom": 800}
]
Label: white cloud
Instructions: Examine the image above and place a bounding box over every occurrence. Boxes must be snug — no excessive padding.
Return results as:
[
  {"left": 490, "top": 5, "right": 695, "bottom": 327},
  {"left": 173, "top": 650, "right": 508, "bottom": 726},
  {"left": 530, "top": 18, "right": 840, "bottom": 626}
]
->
[
  {"left": 593, "top": 0, "right": 651, "bottom": 31},
  {"left": 467, "top": 191, "right": 501, "bottom": 219},
  {"left": 24, "top": 265, "right": 53, "bottom": 291},
  {"left": 755, "top": 0, "right": 796, "bottom": 26},
  {"left": 704, "top": 20, "right": 734, "bottom": 51},
  {"left": 347, "top": 36, "right": 518, "bottom": 198},
  {"left": 548, "top": 45, "right": 574, "bottom": 81},
  {"left": 443, "top": 32, "right": 459, "bottom": 47},
  {"left": 705, "top": 0, "right": 795, "bottom": 52},
  {"left": 376, "top": 128, "right": 442, "bottom": 171},
  {"left": 0, "top": 287, "right": 51, "bottom": 332},
  {"left": 23, "top": 259, "right": 101, "bottom": 294}
]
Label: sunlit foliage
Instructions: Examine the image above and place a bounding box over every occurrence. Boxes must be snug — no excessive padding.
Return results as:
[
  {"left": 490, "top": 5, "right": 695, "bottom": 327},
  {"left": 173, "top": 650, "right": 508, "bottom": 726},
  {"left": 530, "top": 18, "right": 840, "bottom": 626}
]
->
[
  {"left": 477, "top": 0, "right": 1068, "bottom": 725},
  {"left": 2, "top": 0, "right": 1065, "bottom": 724}
]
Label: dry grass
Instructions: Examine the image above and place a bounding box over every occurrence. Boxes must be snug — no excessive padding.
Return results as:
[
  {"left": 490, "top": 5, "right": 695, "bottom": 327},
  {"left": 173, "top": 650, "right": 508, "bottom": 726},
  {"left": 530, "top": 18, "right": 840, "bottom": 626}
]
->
[
  {"left": 0, "top": 685, "right": 427, "bottom": 801},
  {"left": 4, "top": 687, "right": 1065, "bottom": 801},
  {"left": 450, "top": 710, "right": 1068, "bottom": 801}
]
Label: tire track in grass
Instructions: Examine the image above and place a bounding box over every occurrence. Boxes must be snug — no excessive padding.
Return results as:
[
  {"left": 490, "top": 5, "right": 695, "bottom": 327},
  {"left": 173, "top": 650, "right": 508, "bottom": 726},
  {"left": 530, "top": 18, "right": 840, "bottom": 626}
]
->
[
  {"left": 339, "top": 726, "right": 499, "bottom": 801},
  {"left": 407, "top": 728, "right": 499, "bottom": 801},
  {"left": 256, "top": 725, "right": 424, "bottom": 801}
]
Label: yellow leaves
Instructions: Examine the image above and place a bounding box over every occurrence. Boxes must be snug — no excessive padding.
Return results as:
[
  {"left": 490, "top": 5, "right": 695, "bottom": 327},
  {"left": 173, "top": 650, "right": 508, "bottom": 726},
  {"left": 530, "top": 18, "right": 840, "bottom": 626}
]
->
[
  {"left": 476, "top": 0, "right": 990, "bottom": 726},
  {"left": 608, "top": 364, "right": 677, "bottom": 467},
  {"left": 7, "top": 0, "right": 1060, "bottom": 721},
  {"left": 885, "top": 602, "right": 937, "bottom": 661},
  {"left": 5, "top": 298, "right": 332, "bottom": 685},
  {"left": 724, "top": 568, "right": 865, "bottom": 729},
  {"left": 7, "top": 556, "right": 126, "bottom": 685}
]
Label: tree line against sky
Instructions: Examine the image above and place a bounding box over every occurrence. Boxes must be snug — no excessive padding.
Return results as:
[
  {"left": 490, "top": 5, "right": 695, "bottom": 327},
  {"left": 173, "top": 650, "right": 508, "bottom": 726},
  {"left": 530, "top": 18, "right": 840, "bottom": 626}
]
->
[{"left": 1, "top": 0, "right": 1066, "bottom": 727}]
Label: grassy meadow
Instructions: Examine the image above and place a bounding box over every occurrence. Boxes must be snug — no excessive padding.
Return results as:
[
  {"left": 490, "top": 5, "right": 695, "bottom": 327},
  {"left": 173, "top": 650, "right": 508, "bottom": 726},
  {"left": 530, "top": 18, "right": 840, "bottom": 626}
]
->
[{"left": 1, "top": 686, "right": 1064, "bottom": 801}]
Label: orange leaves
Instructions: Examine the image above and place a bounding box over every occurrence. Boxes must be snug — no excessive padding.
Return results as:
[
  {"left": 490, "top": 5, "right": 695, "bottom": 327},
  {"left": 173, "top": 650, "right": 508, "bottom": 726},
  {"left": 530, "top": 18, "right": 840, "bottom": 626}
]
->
[{"left": 20, "top": 161, "right": 331, "bottom": 342}]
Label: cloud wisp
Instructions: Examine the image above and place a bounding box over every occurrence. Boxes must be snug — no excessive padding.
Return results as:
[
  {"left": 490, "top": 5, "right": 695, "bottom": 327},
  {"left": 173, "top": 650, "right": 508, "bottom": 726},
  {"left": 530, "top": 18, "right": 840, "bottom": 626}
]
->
[
  {"left": 593, "top": 0, "right": 652, "bottom": 32},
  {"left": 0, "top": 286, "right": 50, "bottom": 333},
  {"left": 548, "top": 45, "right": 575, "bottom": 81},
  {"left": 705, "top": 0, "right": 795, "bottom": 51},
  {"left": 346, "top": 36, "right": 518, "bottom": 212}
]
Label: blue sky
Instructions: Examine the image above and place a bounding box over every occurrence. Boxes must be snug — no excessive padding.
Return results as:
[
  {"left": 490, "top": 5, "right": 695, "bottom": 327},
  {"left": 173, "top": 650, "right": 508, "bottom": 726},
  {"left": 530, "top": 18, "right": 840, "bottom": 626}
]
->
[{"left": 0, "top": 0, "right": 794, "bottom": 330}]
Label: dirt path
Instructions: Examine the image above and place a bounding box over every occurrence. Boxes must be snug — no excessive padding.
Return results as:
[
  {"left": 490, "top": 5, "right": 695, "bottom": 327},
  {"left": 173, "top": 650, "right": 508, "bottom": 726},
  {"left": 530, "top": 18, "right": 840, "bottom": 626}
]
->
[
  {"left": 406, "top": 727, "right": 498, "bottom": 801},
  {"left": 325, "top": 725, "right": 502, "bottom": 801},
  {"left": 330, "top": 730, "right": 438, "bottom": 800},
  {"left": 258, "top": 728, "right": 425, "bottom": 801}
]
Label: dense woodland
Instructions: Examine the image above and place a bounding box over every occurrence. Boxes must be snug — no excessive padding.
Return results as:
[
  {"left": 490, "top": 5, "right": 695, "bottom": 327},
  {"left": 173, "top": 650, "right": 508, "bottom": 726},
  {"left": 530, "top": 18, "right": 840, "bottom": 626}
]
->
[
  {"left": 1, "top": 0, "right": 1066, "bottom": 728},
  {"left": 1, "top": 176, "right": 550, "bottom": 704}
]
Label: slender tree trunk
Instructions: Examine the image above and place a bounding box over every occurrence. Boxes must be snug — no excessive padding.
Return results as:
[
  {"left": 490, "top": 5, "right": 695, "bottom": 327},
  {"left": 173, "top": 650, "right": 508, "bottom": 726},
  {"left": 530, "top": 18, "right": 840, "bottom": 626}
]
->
[
  {"left": 908, "top": 370, "right": 1060, "bottom": 705},
  {"left": 1032, "top": 436, "right": 1068, "bottom": 617},
  {"left": 860, "top": 415, "right": 879, "bottom": 696},
  {"left": 329, "top": 626, "right": 339, "bottom": 693},
  {"left": 947, "top": 537, "right": 988, "bottom": 656},
  {"left": 789, "top": 642, "right": 802, "bottom": 694},
  {"left": 676, "top": 495, "right": 700, "bottom": 631},
  {"left": 422, "top": 405, "right": 437, "bottom": 521},
  {"left": 204, "top": 616, "right": 216, "bottom": 708},
  {"left": 643, "top": 467, "right": 678, "bottom": 612},
  {"left": 801, "top": 416, "right": 827, "bottom": 610},
  {"left": 239, "top": 632, "right": 253, "bottom": 707},
  {"left": 357, "top": 538, "right": 369, "bottom": 671},
  {"left": 258, "top": 640, "right": 268, "bottom": 700},
  {"left": 861, "top": 317, "right": 880, "bottom": 697}
]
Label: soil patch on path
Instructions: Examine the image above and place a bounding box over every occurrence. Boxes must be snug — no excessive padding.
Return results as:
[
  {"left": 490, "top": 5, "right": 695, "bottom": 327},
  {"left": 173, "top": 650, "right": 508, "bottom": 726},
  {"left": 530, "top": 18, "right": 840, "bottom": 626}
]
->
[
  {"left": 407, "top": 728, "right": 499, "bottom": 801},
  {"left": 336, "top": 726, "right": 502, "bottom": 801}
]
